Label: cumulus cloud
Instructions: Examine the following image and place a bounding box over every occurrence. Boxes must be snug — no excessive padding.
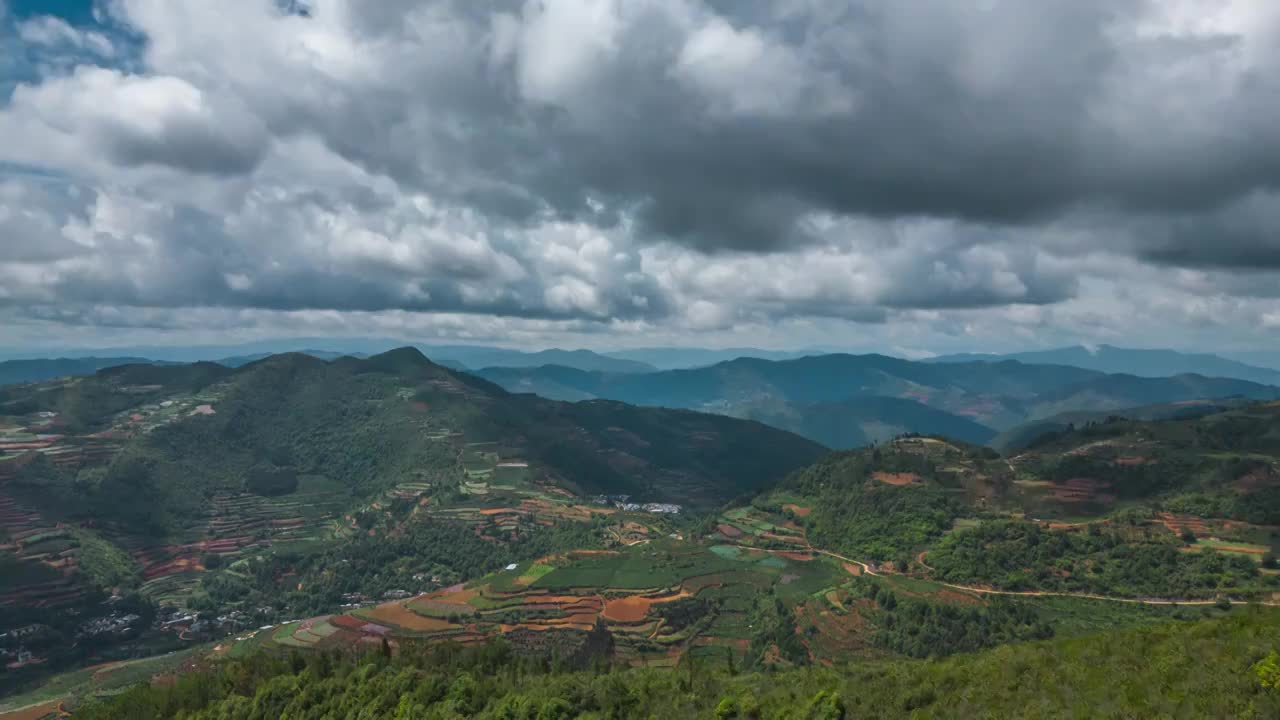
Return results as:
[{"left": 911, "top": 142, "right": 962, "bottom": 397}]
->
[
  {"left": 0, "top": 0, "right": 1278, "bottom": 353},
  {"left": 18, "top": 15, "right": 115, "bottom": 57},
  {"left": 3, "top": 66, "right": 269, "bottom": 175}
]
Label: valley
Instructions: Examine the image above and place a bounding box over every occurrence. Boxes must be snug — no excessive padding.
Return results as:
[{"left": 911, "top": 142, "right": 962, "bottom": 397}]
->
[{"left": 3, "top": 351, "right": 1280, "bottom": 716}]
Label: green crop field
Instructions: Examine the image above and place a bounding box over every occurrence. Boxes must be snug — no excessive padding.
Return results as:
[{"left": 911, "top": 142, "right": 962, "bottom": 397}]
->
[
  {"left": 534, "top": 544, "right": 739, "bottom": 591},
  {"left": 493, "top": 465, "right": 530, "bottom": 484},
  {"left": 0, "top": 645, "right": 210, "bottom": 714},
  {"left": 1025, "top": 596, "right": 1205, "bottom": 637},
  {"left": 1185, "top": 539, "right": 1271, "bottom": 562}
]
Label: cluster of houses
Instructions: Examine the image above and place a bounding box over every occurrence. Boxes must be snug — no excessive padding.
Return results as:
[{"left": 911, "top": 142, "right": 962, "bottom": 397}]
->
[
  {"left": 590, "top": 494, "right": 682, "bottom": 514},
  {"left": 77, "top": 612, "right": 142, "bottom": 639},
  {"left": 157, "top": 607, "right": 265, "bottom": 637},
  {"left": 0, "top": 646, "right": 41, "bottom": 669},
  {"left": 0, "top": 624, "right": 47, "bottom": 669},
  {"left": 339, "top": 592, "right": 369, "bottom": 608}
]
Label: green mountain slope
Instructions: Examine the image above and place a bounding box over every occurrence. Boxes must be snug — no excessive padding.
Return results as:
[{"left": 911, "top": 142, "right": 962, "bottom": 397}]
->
[
  {"left": 738, "top": 395, "right": 997, "bottom": 448},
  {"left": 0, "top": 348, "right": 822, "bottom": 619},
  {"left": 992, "top": 397, "right": 1251, "bottom": 451}
]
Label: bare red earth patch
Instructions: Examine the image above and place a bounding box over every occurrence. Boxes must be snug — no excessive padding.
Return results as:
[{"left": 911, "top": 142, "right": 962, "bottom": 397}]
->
[{"left": 872, "top": 472, "right": 920, "bottom": 486}]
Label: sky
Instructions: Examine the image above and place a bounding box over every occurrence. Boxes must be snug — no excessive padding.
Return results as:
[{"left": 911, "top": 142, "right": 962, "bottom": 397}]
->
[{"left": 2, "top": 0, "right": 1280, "bottom": 356}]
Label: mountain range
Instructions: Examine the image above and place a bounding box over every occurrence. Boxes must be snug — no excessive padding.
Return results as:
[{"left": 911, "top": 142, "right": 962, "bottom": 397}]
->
[
  {"left": 931, "top": 344, "right": 1280, "bottom": 385},
  {"left": 0, "top": 357, "right": 178, "bottom": 387},
  {"left": 7, "top": 340, "right": 1280, "bottom": 385},
  {"left": 7, "top": 346, "right": 1280, "bottom": 455},
  {"left": 5, "top": 347, "right": 1280, "bottom": 711},
  {"left": 476, "top": 354, "right": 1280, "bottom": 444},
  {"left": 0, "top": 340, "right": 814, "bottom": 371},
  {"left": 597, "top": 346, "right": 813, "bottom": 370}
]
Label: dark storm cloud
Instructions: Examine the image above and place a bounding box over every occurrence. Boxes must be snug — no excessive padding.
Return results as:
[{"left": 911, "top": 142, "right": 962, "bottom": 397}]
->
[
  {"left": 1129, "top": 193, "right": 1280, "bottom": 271},
  {"left": 104, "top": 110, "right": 267, "bottom": 176},
  {"left": 21, "top": 0, "right": 1280, "bottom": 257},
  {"left": 167, "top": 0, "right": 1275, "bottom": 262}
]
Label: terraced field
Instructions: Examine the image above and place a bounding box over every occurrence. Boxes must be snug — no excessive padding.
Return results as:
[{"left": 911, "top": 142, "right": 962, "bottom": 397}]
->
[
  {"left": 231, "top": 539, "right": 851, "bottom": 665},
  {"left": 0, "top": 645, "right": 210, "bottom": 718},
  {"left": 409, "top": 443, "right": 665, "bottom": 546},
  {"left": 0, "top": 380, "right": 235, "bottom": 608},
  {"left": 712, "top": 505, "right": 809, "bottom": 549}
]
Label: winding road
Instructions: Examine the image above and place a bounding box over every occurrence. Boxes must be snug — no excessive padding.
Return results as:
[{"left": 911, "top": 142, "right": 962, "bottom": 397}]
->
[{"left": 733, "top": 544, "right": 1280, "bottom": 608}]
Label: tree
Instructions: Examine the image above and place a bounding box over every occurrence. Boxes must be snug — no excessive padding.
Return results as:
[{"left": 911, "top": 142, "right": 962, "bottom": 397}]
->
[
  {"left": 1263, "top": 553, "right": 1278, "bottom": 570},
  {"left": 805, "top": 690, "right": 846, "bottom": 720},
  {"left": 1254, "top": 651, "right": 1280, "bottom": 691},
  {"left": 1180, "top": 528, "right": 1197, "bottom": 544}
]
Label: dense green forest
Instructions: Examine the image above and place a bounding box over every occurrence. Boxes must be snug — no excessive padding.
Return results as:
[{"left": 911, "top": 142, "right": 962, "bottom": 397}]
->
[
  {"left": 929, "top": 521, "right": 1276, "bottom": 598},
  {"left": 74, "top": 608, "right": 1280, "bottom": 719},
  {"left": 857, "top": 584, "right": 1054, "bottom": 658},
  {"left": 192, "top": 518, "right": 605, "bottom": 616},
  {"left": 773, "top": 447, "right": 967, "bottom": 563}
]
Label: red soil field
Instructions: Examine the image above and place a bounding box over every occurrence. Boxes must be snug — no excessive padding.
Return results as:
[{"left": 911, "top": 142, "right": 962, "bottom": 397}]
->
[
  {"left": 602, "top": 596, "right": 651, "bottom": 622},
  {"left": 1181, "top": 544, "right": 1266, "bottom": 555},
  {"left": 435, "top": 588, "right": 478, "bottom": 604},
  {"left": 1052, "top": 477, "right": 1115, "bottom": 504},
  {"left": 778, "top": 552, "right": 815, "bottom": 561},
  {"left": 362, "top": 603, "right": 458, "bottom": 632},
  {"left": 716, "top": 524, "right": 743, "bottom": 538},
  {"left": 602, "top": 588, "right": 694, "bottom": 622},
  {"left": 1113, "top": 456, "right": 1149, "bottom": 466},
  {"left": 328, "top": 615, "right": 368, "bottom": 631},
  {"left": 872, "top": 472, "right": 920, "bottom": 486},
  {"left": 760, "top": 531, "right": 807, "bottom": 545},
  {"left": 522, "top": 595, "right": 604, "bottom": 614},
  {"left": 0, "top": 700, "right": 65, "bottom": 720},
  {"left": 142, "top": 557, "right": 201, "bottom": 579},
  {"left": 782, "top": 504, "right": 812, "bottom": 517},
  {"left": 1157, "top": 512, "right": 1210, "bottom": 536},
  {"left": 0, "top": 442, "right": 55, "bottom": 451},
  {"left": 935, "top": 589, "right": 982, "bottom": 605}
]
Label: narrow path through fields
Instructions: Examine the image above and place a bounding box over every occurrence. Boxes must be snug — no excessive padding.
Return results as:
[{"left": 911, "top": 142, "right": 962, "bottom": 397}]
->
[{"left": 732, "top": 544, "right": 1280, "bottom": 608}]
